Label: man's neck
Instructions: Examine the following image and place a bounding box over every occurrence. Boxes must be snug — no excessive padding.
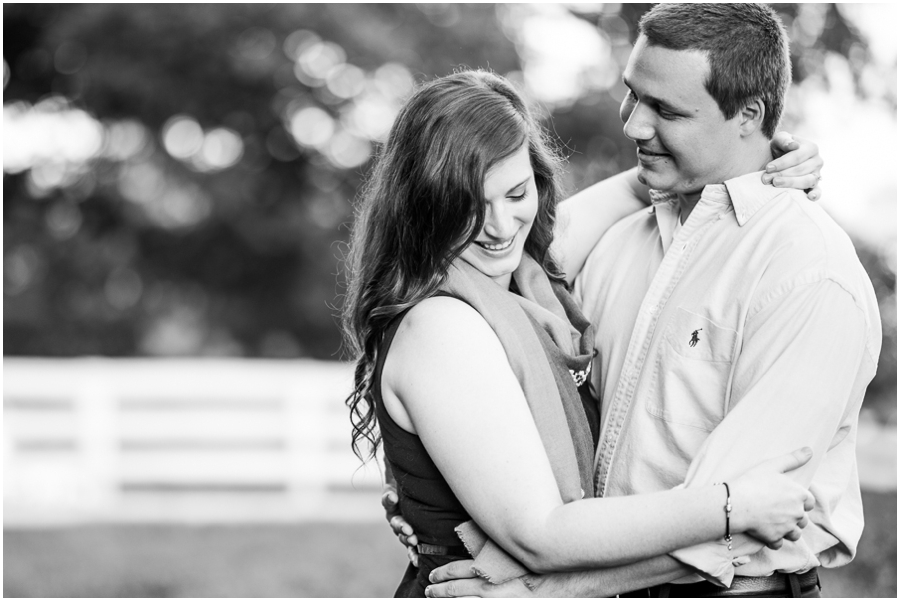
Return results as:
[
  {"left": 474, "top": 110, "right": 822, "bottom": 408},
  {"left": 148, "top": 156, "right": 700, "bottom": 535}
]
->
[{"left": 674, "top": 145, "right": 774, "bottom": 224}]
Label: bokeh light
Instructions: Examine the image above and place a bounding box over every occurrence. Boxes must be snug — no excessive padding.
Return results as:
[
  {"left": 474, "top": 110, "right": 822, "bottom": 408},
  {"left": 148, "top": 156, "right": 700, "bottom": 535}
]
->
[
  {"left": 103, "top": 119, "right": 151, "bottom": 161},
  {"left": 162, "top": 115, "right": 204, "bottom": 160},
  {"left": 326, "top": 63, "right": 366, "bottom": 100},
  {"left": 3, "top": 97, "right": 103, "bottom": 176},
  {"left": 196, "top": 127, "right": 244, "bottom": 171},
  {"left": 295, "top": 40, "right": 346, "bottom": 87},
  {"left": 497, "top": 4, "right": 616, "bottom": 108},
  {"left": 326, "top": 130, "right": 371, "bottom": 169},
  {"left": 289, "top": 106, "right": 335, "bottom": 149}
]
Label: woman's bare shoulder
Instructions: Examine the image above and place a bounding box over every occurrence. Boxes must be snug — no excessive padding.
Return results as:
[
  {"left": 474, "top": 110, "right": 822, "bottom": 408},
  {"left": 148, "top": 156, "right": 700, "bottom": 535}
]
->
[
  {"left": 387, "top": 295, "right": 508, "bottom": 389},
  {"left": 394, "top": 295, "right": 498, "bottom": 353}
]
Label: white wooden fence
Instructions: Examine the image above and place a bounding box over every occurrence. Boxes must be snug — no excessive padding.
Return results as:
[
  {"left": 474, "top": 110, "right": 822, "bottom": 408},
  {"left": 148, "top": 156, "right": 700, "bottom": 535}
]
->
[
  {"left": 4, "top": 358, "right": 895, "bottom": 527},
  {"left": 3, "top": 358, "right": 385, "bottom": 526}
]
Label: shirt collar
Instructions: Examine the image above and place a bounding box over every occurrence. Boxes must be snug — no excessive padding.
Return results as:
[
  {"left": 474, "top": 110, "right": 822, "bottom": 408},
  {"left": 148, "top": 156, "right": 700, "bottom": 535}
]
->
[{"left": 649, "top": 171, "right": 787, "bottom": 227}]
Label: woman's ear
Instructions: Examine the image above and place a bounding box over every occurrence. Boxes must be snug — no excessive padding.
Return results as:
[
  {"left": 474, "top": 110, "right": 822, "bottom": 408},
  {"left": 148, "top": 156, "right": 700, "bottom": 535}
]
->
[{"left": 739, "top": 98, "right": 766, "bottom": 137}]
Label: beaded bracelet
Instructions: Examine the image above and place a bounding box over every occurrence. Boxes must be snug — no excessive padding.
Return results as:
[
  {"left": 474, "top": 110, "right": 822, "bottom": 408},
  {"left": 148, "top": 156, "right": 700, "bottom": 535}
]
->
[{"left": 722, "top": 482, "right": 733, "bottom": 551}]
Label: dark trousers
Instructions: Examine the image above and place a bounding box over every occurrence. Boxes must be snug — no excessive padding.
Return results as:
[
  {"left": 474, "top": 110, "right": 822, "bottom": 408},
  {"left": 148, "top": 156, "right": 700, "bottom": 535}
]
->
[{"left": 620, "top": 570, "right": 821, "bottom": 598}]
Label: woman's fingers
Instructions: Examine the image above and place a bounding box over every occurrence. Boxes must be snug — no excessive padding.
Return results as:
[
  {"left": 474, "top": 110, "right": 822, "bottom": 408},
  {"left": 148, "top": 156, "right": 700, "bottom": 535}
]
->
[
  {"left": 763, "top": 161, "right": 823, "bottom": 180},
  {"left": 755, "top": 447, "right": 813, "bottom": 474},
  {"left": 763, "top": 173, "right": 822, "bottom": 191},
  {"left": 784, "top": 527, "right": 803, "bottom": 542},
  {"left": 797, "top": 515, "right": 809, "bottom": 530},
  {"left": 767, "top": 538, "right": 784, "bottom": 551},
  {"left": 767, "top": 133, "right": 820, "bottom": 168},
  {"left": 804, "top": 491, "right": 816, "bottom": 512},
  {"left": 770, "top": 130, "right": 798, "bottom": 155},
  {"left": 805, "top": 186, "right": 822, "bottom": 201}
]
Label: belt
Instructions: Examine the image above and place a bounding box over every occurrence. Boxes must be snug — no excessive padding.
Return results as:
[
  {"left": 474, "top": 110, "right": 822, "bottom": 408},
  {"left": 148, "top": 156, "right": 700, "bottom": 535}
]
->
[
  {"left": 416, "top": 543, "right": 470, "bottom": 557},
  {"left": 622, "top": 568, "right": 820, "bottom": 598}
]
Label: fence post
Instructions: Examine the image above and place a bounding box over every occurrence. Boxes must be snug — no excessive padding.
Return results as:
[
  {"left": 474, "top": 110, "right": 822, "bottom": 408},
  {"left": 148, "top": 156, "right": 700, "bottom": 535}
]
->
[{"left": 77, "top": 359, "right": 120, "bottom": 519}]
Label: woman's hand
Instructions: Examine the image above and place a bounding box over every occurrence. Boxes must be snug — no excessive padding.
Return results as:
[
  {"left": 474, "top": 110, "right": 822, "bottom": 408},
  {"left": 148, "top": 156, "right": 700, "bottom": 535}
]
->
[
  {"left": 382, "top": 478, "right": 420, "bottom": 567},
  {"left": 764, "top": 132, "right": 824, "bottom": 200},
  {"left": 730, "top": 447, "right": 816, "bottom": 549}
]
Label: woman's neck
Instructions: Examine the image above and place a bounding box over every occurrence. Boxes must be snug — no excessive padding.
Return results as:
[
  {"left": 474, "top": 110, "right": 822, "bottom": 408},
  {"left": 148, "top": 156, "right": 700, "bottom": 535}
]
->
[{"left": 494, "top": 272, "right": 513, "bottom": 290}]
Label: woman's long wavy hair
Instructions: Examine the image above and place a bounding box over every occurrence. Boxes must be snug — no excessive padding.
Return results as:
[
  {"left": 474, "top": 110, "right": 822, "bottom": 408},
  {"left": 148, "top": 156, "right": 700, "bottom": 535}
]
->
[{"left": 341, "top": 70, "right": 567, "bottom": 460}]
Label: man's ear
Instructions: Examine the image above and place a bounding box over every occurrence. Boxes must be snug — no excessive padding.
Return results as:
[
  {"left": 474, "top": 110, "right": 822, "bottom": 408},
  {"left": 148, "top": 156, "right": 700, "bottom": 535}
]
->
[{"left": 738, "top": 98, "right": 766, "bottom": 137}]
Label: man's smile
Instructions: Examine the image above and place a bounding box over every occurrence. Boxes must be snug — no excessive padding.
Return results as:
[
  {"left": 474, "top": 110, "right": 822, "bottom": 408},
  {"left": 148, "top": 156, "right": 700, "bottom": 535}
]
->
[{"left": 637, "top": 145, "right": 670, "bottom": 158}]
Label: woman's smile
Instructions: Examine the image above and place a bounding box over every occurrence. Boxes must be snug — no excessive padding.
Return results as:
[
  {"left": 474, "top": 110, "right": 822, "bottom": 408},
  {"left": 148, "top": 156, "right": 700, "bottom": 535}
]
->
[{"left": 474, "top": 233, "right": 517, "bottom": 255}]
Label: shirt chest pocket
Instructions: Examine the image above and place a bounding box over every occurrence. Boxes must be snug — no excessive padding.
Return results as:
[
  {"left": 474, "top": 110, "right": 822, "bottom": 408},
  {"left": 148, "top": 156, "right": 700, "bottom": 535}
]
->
[{"left": 646, "top": 308, "right": 737, "bottom": 434}]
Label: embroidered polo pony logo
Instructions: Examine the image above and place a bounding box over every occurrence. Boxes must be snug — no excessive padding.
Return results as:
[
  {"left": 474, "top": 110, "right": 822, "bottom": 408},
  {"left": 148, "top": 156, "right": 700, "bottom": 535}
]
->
[{"left": 689, "top": 328, "right": 703, "bottom": 347}]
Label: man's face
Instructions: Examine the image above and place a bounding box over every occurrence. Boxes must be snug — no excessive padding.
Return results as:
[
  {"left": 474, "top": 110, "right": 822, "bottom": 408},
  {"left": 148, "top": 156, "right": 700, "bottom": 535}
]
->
[{"left": 620, "top": 35, "right": 742, "bottom": 195}]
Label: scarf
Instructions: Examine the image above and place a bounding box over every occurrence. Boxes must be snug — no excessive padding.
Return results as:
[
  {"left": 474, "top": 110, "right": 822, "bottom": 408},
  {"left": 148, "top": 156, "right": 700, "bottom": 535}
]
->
[{"left": 440, "top": 253, "right": 596, "bottom": 583}]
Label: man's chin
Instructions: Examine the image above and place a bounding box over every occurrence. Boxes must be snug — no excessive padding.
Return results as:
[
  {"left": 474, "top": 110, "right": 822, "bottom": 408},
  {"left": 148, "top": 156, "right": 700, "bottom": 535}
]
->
[{"left": 636, "top": 166, "right": 674, "bottom": 192}]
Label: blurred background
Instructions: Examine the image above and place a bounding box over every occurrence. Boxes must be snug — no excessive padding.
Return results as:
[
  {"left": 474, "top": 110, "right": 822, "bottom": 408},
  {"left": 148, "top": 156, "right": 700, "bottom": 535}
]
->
[{"left": 3, "top": 3, "right": 896, "bottom": 597}]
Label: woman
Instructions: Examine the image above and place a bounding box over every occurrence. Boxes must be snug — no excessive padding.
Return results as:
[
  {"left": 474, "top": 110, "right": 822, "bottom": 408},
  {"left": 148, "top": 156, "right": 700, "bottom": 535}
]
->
[{"left": 342, "top": 70, "right": 823, "bottom": 597}]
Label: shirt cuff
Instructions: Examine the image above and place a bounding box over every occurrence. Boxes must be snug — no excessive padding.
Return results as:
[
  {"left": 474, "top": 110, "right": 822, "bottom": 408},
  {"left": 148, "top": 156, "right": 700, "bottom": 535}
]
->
[
  {"left": 455, "top": 520, "right": 530, "bottom": 584},
  {"left": 670, "top": 539, "right": 747, "bottom": 588}
]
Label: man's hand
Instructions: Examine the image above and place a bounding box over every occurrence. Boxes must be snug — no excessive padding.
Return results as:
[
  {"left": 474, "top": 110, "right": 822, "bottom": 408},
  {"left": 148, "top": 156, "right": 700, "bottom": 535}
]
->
[
  {"left": 425, "top": 560, "right": 536, "bottom": 598},
  {"left": 382, "top": 482, "right": 419, "bottom": 567},
  {"left": 764, "top": 132, "right": 823, "bottom": 200}
]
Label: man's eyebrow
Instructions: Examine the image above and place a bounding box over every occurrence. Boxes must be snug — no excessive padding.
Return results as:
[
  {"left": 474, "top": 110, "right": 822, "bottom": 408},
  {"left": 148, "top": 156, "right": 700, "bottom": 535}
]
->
[
  {"left": 505, "top": 177, "right": 530, "bottom": 195},
  {"left": 622, "top": 76, "right": 682, "bottom": 111}
]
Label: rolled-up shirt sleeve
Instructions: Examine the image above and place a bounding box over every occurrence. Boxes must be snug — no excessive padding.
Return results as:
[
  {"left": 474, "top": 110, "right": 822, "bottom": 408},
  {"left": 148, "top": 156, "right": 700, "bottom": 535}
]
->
[{"left": 669, "top": 277, "right": 877, "bottom": 586}]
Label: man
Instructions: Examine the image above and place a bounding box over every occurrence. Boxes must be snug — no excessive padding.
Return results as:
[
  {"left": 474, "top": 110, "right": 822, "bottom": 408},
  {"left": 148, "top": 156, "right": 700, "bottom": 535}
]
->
[{"left": 418, "top": 4, "right": 881, "bottom": 598}]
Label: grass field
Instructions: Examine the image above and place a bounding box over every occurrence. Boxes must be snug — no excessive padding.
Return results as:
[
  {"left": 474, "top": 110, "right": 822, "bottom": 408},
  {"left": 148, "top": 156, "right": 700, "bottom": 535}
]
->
[{"left": 4, "top": 491, "right": 895, "bottom": 598}]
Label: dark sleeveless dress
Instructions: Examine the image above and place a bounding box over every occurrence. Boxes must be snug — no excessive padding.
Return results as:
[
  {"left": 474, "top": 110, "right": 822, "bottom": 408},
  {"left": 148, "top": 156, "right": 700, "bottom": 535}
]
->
[{"left": 371, "top": 293, "right": 600, "bottom": 597}]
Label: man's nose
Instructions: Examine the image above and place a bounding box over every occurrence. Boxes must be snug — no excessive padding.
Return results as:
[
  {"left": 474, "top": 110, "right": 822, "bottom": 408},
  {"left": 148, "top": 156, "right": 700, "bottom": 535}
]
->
[{"left": 622, "top": 102, "right": 654, "bottom": 142}]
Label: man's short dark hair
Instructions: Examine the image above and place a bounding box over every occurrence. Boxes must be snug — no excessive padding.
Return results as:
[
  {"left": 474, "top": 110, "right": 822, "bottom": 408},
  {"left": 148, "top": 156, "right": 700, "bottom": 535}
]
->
[{"left": 638, "top": 3, "right": 791, "bottom": 139}]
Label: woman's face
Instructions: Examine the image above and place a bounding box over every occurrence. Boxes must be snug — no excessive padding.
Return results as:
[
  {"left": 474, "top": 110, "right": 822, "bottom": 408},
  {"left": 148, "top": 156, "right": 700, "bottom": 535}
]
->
[{"left": 460, "top": 143, "right": 538, "bottom": 289}]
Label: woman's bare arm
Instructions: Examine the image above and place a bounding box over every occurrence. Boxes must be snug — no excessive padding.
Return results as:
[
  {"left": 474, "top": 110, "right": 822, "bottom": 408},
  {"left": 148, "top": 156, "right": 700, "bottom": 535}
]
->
[{"left": 382, "top": 297, "right": 810, "bottom": 574}]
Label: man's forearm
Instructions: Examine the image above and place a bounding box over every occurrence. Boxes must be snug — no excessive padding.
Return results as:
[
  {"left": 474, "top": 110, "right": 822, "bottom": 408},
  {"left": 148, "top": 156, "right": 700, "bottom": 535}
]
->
[{"left": 529, "top": 554, "right": 694, "bottom": 597}]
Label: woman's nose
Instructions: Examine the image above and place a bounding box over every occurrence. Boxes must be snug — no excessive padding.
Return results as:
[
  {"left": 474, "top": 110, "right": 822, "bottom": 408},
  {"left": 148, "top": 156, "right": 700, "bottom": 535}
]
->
[{"left": 483, "top": 202, "right": 516, "bottom": 239}]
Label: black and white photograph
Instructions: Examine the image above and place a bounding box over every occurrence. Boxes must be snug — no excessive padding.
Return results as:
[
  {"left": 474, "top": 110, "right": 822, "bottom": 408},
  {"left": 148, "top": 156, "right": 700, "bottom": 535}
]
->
[{"left": 3, "top": 3, "right": 896, "bottom": 598}]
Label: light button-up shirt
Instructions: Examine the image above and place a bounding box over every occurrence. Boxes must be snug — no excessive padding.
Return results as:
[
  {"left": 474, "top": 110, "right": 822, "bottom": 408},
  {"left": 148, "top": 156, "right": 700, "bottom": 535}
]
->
[{"left": 575, "top": 171, "right": 881, "bottom": 586}]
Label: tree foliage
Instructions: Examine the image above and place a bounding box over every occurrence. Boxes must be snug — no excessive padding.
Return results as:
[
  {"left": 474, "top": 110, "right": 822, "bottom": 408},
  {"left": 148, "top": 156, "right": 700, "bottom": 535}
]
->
[{"left": 3, "top": 4, "right": 894, "bottom": 410}]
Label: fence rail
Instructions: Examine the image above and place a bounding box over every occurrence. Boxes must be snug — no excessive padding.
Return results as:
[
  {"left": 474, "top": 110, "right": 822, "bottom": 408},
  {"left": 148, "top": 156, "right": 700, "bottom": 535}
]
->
[{"left": 4, "top": 358, "right": 384, "bottom": 526}]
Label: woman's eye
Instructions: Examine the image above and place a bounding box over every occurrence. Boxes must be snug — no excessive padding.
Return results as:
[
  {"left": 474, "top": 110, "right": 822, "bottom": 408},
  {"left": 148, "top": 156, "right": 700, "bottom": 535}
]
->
[{"left": 509, "top": 191, "right": 527, "bottom": 201}]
